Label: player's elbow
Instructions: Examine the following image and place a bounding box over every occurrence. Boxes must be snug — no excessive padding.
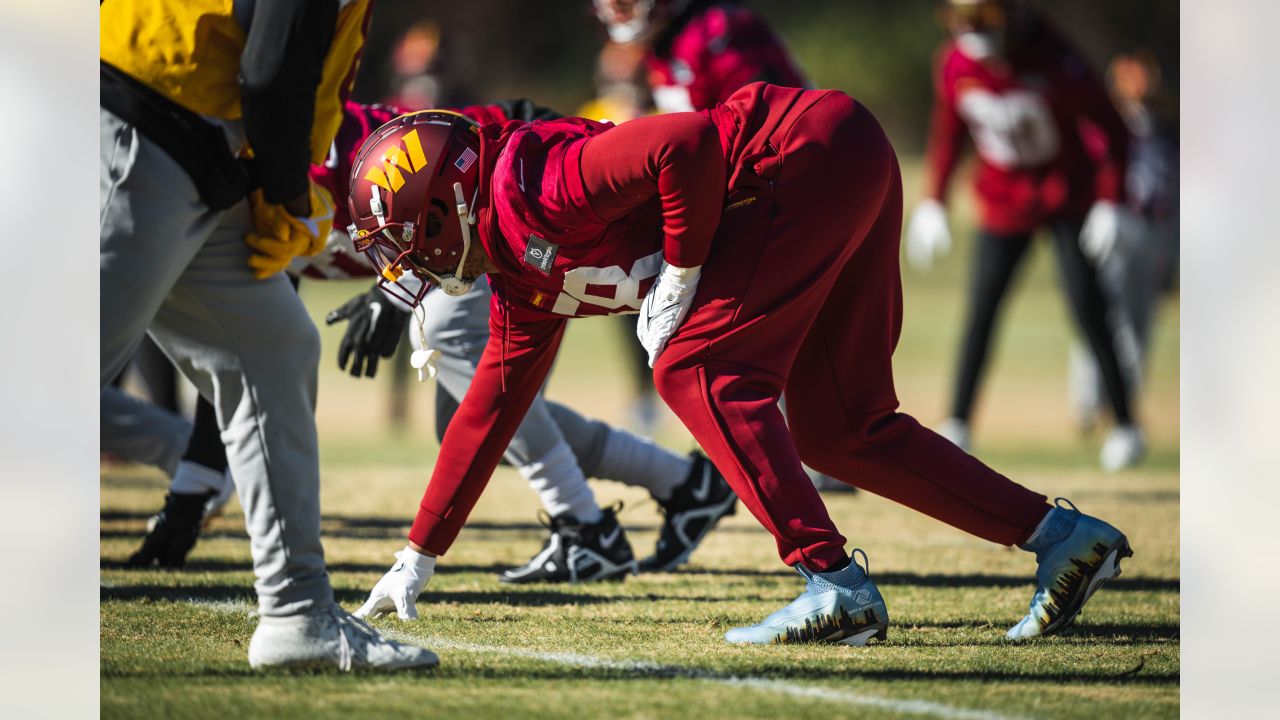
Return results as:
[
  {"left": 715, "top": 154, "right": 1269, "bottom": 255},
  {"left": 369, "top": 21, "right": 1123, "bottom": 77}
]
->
[{"left": 662, "top": 114, "right": 724, "bottom": 171}]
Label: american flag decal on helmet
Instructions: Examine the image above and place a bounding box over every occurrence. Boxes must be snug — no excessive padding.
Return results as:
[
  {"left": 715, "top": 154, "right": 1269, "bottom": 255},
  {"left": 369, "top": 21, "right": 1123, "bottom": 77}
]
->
[{"left": 455, "top": 147, "right": 478, "bottom": 173}]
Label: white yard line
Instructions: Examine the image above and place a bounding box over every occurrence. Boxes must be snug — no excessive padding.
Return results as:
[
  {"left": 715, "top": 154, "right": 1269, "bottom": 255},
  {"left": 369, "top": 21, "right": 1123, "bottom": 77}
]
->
[
  {"left": 175, "top": 598, "right": 1030, "bottom": 720},
  {"left": 385, "top": 630, "right": 1032, "bottom": 720}
]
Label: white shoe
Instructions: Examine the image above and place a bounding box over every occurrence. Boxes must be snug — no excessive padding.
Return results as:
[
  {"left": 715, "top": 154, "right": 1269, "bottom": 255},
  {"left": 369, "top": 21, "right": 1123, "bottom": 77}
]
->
[
  {"left": 937, "top": 418, "right": 971, "bottom": 452},
  {"left": 1100, "top": 424, "right": 1146, "bottom": 472},
  {"left": 248, "top": 604, "right": 438, "bottom": 671}
]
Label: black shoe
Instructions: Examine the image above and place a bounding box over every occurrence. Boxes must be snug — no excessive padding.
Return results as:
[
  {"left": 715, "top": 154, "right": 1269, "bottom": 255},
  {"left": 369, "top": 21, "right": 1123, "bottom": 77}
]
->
[
  {"left": 638, "top": 452, "right": 737, "bottom": 572},
  {"left": 126, "top": 491, "right": 214, "bottom": 568},
  {"left": 500, "top": 504, "right": 637, "bottom": 584}
]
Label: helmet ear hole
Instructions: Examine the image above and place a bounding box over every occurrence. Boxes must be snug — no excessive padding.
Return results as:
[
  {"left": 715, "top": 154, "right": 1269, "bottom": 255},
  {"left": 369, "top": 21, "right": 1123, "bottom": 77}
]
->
[{"left": 422, "top": 198, "right": 449, "bottom": 238}]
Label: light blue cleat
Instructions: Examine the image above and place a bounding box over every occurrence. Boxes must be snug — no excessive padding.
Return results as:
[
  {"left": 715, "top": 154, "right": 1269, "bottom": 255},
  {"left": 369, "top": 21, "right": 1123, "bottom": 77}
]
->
[
  {"left": 725, "top": 550, "right": 888, "bottom": 646},
  {"left": 1008, "top": 498, "right": 1134, "bottom": 640}
]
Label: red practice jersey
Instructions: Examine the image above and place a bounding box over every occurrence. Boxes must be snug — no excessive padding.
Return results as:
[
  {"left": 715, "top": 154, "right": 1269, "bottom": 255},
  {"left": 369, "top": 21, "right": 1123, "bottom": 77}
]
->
[
  {"left": 923, "top": 20, "right": 1129, "bottom": 234},
  {"left": 646, "top": 2, "right": 808, "bottom": 112}
]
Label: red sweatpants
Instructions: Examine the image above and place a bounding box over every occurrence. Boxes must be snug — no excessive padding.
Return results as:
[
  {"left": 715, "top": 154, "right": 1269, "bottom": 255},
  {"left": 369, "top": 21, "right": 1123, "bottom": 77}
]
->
[{"left": 653, "top": 91, "right": 1051, "bottom": 571}]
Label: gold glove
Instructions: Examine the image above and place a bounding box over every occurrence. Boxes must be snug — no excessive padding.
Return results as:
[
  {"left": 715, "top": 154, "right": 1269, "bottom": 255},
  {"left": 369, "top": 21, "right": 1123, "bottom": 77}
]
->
[{"left": 245, "top": 181, "right": 335, "bottom": 279}]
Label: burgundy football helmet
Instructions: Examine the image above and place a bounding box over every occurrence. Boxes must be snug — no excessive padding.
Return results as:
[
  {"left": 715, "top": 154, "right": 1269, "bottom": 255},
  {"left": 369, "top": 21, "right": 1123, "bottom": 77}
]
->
[{"left": 347, "top": 110, "right": 483, "bottom": 304}]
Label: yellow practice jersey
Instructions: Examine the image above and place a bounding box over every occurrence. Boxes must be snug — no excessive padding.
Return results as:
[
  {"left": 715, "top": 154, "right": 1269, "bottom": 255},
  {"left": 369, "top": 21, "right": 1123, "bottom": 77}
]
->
[{"left": 100, "top": 0, "right": 372, "bottom": 165}]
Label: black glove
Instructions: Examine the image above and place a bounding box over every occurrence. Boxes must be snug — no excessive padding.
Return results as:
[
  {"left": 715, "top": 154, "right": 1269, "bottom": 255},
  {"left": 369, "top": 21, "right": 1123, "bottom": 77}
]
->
[{"left": 325, "top": 285, "right": 410, "bottom": 378}]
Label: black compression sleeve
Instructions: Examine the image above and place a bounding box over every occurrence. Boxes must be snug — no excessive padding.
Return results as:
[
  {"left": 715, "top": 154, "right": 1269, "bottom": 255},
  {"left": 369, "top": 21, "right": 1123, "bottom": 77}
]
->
[{"left": 239, "top": 0, "right": 338, "bottom": 204}]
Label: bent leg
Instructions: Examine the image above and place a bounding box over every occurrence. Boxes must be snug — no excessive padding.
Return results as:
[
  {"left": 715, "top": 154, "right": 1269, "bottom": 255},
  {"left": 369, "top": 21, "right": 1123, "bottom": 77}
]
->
[
  {"left": 545, "top": 401, "right": 690, "bottom": 501},
  {"left": 655, "top": 92, "right": 896, "bottom": 571},
  {"left": 149, "top": 202, "right": 331, "bottom": 617},
  {"left": 100, "top": 385, "right": 192, "bottom": 475}
]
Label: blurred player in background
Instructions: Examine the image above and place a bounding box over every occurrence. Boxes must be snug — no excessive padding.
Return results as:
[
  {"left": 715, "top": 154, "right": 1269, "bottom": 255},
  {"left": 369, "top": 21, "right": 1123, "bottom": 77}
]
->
[
  {"left": 348, "top": 82, "right": 1132, "bottom": 646},
  {"left": 130, "top": 100, "right": 738, "bottom": 586},
  {"left": 100, "top": 0, "right": 435, "bottom": 670},
  {"left": 904, "top": 0, "right": 1145, "bottom": 471},
  {"left": 383, "top": 21, "right": 448, "bottom": 113},
  {"left": 593, "top": 0, "right": 808, "bottom": 113},
  {"left": 1068, "top": 50, "right": 1179, "bottom": 434}
]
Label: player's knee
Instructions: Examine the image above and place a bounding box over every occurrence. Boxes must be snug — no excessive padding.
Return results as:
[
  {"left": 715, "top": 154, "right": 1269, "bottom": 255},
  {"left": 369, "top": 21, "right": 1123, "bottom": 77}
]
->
[
  {"left": 792, "top": 429, "right": 835, "bottom": 470},
  {"left": 651, "top": 355, "right": 693, "bottom": 404},
  {"left": 278, "top": 310, "right": 322, "bottom": 372},
  {"left": 792, "top": 406, "right": 900, "bottom": 469}
]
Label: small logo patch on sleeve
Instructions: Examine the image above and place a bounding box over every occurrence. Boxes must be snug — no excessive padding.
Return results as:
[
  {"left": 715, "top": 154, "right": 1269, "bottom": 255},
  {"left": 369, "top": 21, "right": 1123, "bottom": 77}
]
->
[
  {"left": 530, "top": 291, "right": 546, "bottom": 307},
  {"left": 523, "top": 234, "right": 559, "bottom": 275}
]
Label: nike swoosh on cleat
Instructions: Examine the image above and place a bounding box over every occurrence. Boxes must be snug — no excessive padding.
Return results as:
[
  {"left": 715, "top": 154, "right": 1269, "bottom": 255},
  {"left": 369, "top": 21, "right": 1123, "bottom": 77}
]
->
[
  {"left": 690, "top": 464, "right": 712, "bottom": 503},
  {"left": 599, "top": 526, "right": 622, "bottom": 549}
]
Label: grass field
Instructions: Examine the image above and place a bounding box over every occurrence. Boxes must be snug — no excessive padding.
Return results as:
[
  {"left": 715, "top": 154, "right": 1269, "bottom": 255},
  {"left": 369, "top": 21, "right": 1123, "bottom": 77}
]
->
[{"left": 101, "top": 163, "right": 1179, "bottom": 719}]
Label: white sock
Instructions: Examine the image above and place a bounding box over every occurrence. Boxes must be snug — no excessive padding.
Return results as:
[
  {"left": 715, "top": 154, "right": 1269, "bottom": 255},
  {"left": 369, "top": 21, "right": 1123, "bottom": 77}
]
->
[
  {"left": 169, "top": 460, "right": 227, "bottom": 494},
  {"left": 597, "top": 428, "right": 691, "bottom": 501},
  {"left": 519, "top": 441, "right": 603, "bottom": 523}
]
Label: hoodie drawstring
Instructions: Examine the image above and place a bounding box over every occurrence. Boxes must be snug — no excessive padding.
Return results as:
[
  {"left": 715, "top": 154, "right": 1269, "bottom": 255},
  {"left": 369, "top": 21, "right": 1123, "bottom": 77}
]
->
[{"left": 501, "top": 292, "right": 510, "bottom": 393}]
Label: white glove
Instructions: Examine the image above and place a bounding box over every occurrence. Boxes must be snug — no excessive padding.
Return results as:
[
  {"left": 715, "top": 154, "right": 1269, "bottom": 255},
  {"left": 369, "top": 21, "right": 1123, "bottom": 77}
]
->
[
  {"left": 1080, "top": 200, "right": 1141, "bottom": 263},
  {"left": 905, "top": 199, "right": 953, "bottom": 271},
  {"left": 354, "top": 546, "right": 436, "bottom": 620},
  {"left": 637, "top": 262, "right": 701, "bottom": 368}
]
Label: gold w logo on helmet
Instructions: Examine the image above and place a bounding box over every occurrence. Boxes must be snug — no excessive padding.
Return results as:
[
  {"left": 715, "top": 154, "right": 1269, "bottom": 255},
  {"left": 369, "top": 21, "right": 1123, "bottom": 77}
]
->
[{"left": 363, "top": 129, "right": 429, "bottom": 193}]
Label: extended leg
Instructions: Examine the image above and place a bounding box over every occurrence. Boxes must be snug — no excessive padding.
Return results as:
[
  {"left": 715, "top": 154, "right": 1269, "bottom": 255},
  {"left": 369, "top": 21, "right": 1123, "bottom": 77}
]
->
[
  {"left": 654, "top": 93, "right": 896, "bottom": 572},
  {"left": 784, "top": 171, "right": 1050, "bottom": 547}
]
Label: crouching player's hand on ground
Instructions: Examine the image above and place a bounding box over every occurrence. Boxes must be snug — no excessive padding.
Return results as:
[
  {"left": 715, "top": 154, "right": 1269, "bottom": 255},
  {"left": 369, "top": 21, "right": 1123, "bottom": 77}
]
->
[
  {"left": 637, "top": 263, "right": 701, "bottom": 367},
  {"left": 355, "top": 546, "right": 436, "bottom": 620}
]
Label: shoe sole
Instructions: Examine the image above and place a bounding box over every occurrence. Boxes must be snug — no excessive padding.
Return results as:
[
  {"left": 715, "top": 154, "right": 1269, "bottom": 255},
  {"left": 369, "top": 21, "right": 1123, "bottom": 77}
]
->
[
  {"left": 499, "top": 559, "right": 638, "bottom": 585},
  {"left": 1041, "top": 535, "right": 1134, "bottom": 637},
  {"left": 250, "top": 657, "right": 440, "bottom": 673},
  {"left": 638, "top": 494, "right": 738, "bottom": 573},
  {"left": 836, "top": 624, "right": 888, "bottom": 647}
]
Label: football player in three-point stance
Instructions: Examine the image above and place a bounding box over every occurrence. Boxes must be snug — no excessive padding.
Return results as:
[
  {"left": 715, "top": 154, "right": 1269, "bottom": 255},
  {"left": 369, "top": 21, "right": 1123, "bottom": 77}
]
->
[
  {"left": 349, "top": 81, "right": 1133, "bottom": 645},
  {"left": 319, "top": 102, "right": 740, "bottom": 587},
  {"left": 127, "top": 100, "right": 739, "bottom": 588},
  {"left": 904, "top": 0, "right": 1145, "bottom": 470}
]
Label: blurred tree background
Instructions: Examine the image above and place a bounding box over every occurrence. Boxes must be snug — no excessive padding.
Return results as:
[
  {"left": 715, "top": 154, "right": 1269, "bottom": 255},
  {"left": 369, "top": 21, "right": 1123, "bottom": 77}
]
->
[{"left": 352, "top": 0, "right": 1178, "bottom": 153}]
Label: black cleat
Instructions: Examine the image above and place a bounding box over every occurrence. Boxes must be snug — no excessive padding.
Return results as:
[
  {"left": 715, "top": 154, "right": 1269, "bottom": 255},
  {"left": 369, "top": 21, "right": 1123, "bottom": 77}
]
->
[
  {"left": 500, "top": 504, "right": 637, "bottom": 584},
  {"left": 638, "top": 451, "right": 737, "bottom": 572},
  {"left": 126, "top": 491, "right": 214, "bottom": 569}
]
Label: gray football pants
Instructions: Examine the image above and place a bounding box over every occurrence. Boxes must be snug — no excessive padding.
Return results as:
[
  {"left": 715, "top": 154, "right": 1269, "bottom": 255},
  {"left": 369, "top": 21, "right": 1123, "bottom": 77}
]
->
[
  {"left": 101, "top": 108, "right": 331, "bottom": 616},
  {"left": 100, "top": 385, "right": 191, "bottom": 477},
  {"left": 1068, "top": 223, "right": 1170, "bottom": 419},
  {"left": 414, "top": 276, "right": 612, "bottom": 475}
]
